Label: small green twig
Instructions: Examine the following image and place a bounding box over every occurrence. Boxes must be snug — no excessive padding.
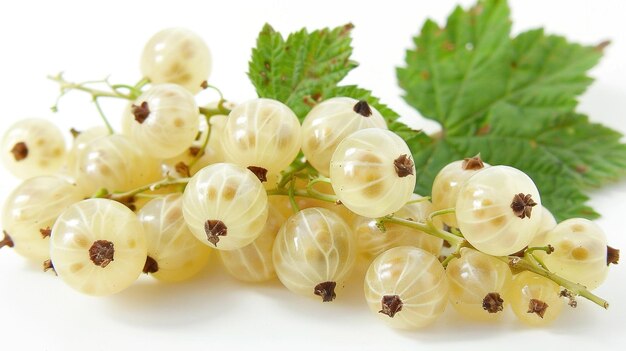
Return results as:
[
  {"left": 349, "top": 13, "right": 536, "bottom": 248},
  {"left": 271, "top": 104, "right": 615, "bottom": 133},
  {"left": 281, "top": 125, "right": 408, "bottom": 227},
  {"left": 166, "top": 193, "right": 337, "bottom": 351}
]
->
[
  {"left": 405, "top": 196, "right": 431, "bottom": 205},
  {"left": 93, "top": 177, "right": 191, "bottom": 203},
  {"left": 500, "top": 256, "right": 609, "bottom": 309},
  {"left": 382, "top": 216, "right": 465, "bottom": 248},
  {"left": 92, "top": 98, "right": 114, "bottom": 134}
]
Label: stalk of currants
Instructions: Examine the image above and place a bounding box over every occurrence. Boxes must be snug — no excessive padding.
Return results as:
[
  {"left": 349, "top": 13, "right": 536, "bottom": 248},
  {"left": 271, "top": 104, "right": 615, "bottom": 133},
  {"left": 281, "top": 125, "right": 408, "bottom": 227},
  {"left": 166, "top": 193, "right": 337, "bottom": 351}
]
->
[{"left": 0, "top": 27, "right": 620, "bottom": 330}]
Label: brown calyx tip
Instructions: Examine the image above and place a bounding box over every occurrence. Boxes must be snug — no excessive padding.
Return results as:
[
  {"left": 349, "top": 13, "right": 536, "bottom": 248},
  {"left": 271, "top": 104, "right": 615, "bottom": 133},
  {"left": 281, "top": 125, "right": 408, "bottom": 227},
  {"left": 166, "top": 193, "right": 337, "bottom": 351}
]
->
[
  {"left": 70, "top": 128, "right": 81, "bottom": 138},
  {"left": 188, "top": 146, "right": 202, "bottom": 157},
  {"left": 353, "top": 100, "right": 373, "bottom": 117},
  {"left": 510, "top": 246, "right": 528, "bottom": 258},
  {"left": 462, "top": 155, "right": 485, "bottom": 170},
  {"left": 560, "top": 289, "right": 578, "bottom": 308},
  {"left": 200, "top": 80, "right": 209, "bottom": 89},
  {"left": 131, "top": 101, "right": 150, "bottom": 124},
  {"left": 40, "top": 227, "right": 52, "bottom": 239},
  {"left": 1, "top": 230, "right": 15, "bottom": 249},
  {"left": 510, "top": 193, "right": 537, "bottom": 219},
  {"left": 379, "top": 295, "right": 403, "bottom": 318},
  {"left": 607, "top": 246, "right": 619, "bottom": 265},
  {"left": 527, "top": 298, "right": 549, "bottom": 318},
  {"left": 89, "top": 240, "right": 115, "bottom": 268},
  {"left": 43, "top": 259, "right": 57, "bottom": 275},
  {"left": 394, "top": 154, "right": 414, "bottom": 178},
  {"left": 204, "top": 219, "right": 227, "bottom": 246},
  {"left": 143, "top": 256, "right": 159, "bottom": 274},
  {"left": 11, "top": 142, "right": 28, "bottom": 161},
  {"left": 482, "top": 292, "right": 504, "bottom": 313},
  {"left": 314, "top": 281, "right": 337, "bottom": 302},
  {"left": 175, "top": 161, "right": 191, "bottom": 177},
  {"left": 247, "top": 166, "right": 268, "bottom": 183}
]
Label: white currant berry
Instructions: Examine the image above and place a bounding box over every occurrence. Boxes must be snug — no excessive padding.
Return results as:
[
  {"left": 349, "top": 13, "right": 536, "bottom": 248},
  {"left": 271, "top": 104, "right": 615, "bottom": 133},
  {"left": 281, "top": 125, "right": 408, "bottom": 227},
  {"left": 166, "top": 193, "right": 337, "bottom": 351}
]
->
[
  {"left": 528, "top": 206, "right": 557, "bottom": 250},
  {"left": 140, "top": 28, "right": 212, "bottom": 93},
  {"left": 221, "top": 98, "right": 301, "bottom": 175},
  {"left": 138, "top": 194, "right": 212, "bottom": 282},
  {"left": 446, "top": 248, "right": 512, "bottom": 320},
  {"left": 301, "top": 98, "right": 387, "bottom": 176},
  {"left": 182, "top": 163, "right": 268, "bottom": 250},
  {"left": 50, "top": 199, "right": 147, "bottom": 296},
  {"left": 122, "top": 84, "right": 199, "bottom": 159},
  {"left": 330, "top": 128, "right": 415, "bottom": 218},
  {"left": 456, "top": 165, "right": 542, "bottom": 256},
  {"left": 220, "top": 202, "right": 287, "bottom": 282},
  {"left": 75, "top": 134, "right": 162, "bottom": 196},
  {"left": 364, "top": 246, "right": 449, "bottom": 329},
  {"left": 273, "top": 208, "right": 356, "bottom": 301},
  {"left": 431, "top": 156, "right": 490, "bottom": 228},
  {"left": 508, "top": 271, "right": 564, "bottom": 326},
  {"left": 354, "top": 194, "right": 442, "bottom": 261},
  {"left": 161, "top": 113, "right": 227, "bottom": 178},
  {"left": 65, "top": 126, "right": 109, "bottom": 178},
  {"left": 1, "top": 118, "right": 66, "bottom": 179},
  {"left": 1, "top": 176, "right": 84, "bottom": 261},
  {"left": 540, "top": 218, "right": 609, "bottom": 290}
]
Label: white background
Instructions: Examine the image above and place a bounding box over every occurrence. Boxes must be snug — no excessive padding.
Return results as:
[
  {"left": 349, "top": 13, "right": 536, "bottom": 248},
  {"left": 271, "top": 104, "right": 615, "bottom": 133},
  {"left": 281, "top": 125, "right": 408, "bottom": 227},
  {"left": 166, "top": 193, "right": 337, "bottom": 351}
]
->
[{"left": 1, "top": 0, "right": 625, "bottom": 350}]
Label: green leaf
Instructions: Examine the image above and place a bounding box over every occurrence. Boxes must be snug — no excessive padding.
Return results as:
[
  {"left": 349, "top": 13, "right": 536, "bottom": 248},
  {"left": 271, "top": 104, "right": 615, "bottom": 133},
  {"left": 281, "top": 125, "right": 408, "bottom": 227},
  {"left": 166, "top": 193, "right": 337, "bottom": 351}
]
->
[
  {"left": 398, "top": 0, "right": 626, "bottom": 220},
  {"left": 248, "top": 24, "right": 402, "bottom": 124}
]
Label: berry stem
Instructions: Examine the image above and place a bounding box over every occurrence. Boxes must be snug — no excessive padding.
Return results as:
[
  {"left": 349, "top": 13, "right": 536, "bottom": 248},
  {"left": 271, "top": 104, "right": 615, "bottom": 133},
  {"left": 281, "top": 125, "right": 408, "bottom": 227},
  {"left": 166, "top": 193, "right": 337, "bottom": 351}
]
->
[
  {"left": 288, "top": 178, "right": 301, "bottom": 213},
  {"left": 93, "top": 177, "right": 191, "bottom": 203},
  {"left": 500, "top": 256, "right": 609, "bottom": 309},
  {"left": 382, "top": 216, "right": 465, "bottom": 248},
  {"left": 92, "top": 97, "right": 115, "bottom": 134},
  {"left": 405, "top": 196, "right": 431, "bottom": 205},
  {"left": 277, "top": 157, "right": 310, "bottom": 189},
  {"left": 266, "top": 187, "right": 338, "bottom": 203},
  {"left": 1, "top": 230, "right": 15, "bottom": 249}
]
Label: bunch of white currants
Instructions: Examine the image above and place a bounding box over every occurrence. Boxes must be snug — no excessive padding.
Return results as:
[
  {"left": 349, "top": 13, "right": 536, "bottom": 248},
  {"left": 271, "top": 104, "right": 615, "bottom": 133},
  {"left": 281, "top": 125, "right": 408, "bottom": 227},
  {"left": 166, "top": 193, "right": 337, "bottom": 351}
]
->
[{"left": 0, "top": 28, "right": 618, "bottom": 330}]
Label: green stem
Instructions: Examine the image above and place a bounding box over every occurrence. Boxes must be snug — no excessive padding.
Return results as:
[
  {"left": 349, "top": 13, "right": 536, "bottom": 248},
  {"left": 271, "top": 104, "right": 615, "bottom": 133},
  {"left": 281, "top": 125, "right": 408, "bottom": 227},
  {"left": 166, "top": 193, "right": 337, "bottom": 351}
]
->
[
  {"left": 429, "top": 208, "right": 455, "bottom": 221},
  {"left": 277, "top": 158, "right": 309, "bottom": 189},
  {"left": 382, "top": 216, "right": 465, "bottom": 247},
  {"left": 405, "top": 196, "right": 431, "bottom": 205},
  {"left": 266, "top": 188, "right": 337, "bottom": 203},
  {"left": 499, "top": 256, "right": 609, "bottom": 309},
  {"left": 199, "top": 99, "right": 231, "bottom": 118},
  {"left": 48, "top": 74, "right": 132, "bottom": 99},
  {"left": 97, "top": 177, "right": 191, "bottom": 202},
  {"left": 92, "top": 98, "right": 115, "bottom": 134},
  {"left": 288, "top": 179, "right": 300, "bottom": 213}
]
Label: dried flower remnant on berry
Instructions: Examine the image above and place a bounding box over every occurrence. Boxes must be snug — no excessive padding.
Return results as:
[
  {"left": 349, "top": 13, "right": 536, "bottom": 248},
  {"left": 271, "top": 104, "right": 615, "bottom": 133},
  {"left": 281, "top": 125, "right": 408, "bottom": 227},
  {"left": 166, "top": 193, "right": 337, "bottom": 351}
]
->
[
  {"left": 247, "top": 166, "right": 268, "bottom": 182},
  {"left": 482, "top": 292, "right": 504, "bottom": 313},
  {"left": 204, "top": 219, "right": 227, "bottom": 246},
  {"left": 132, "top": 101, "right": 151, "bottom": 123},
  {"left": 607, "top": 246, "right": 620, "bottom": 266},
  {"left": 314, "top": 281, "right": 337, "bottom": 302},
  {"left": 175, "top": 161, "right": 191, "bottom": 177},
  {"left": 43, "top": 259, "right": 56, "bottom": 274},
  {"left": 510, "top": 193, "right": 537, "bottom": 219},
  {"left": 394, "top": 154, "right": 414, "bottom": 177},
  {"left": 89, "top": 240, "right": 115, "bottom": 268},
  {"left": 70, "top": 128, "right": 82, "bottom": 138},
  {"left": 462, "top": 155, "right": 484, "bottom": 170},
  {"left": 143, "top": 256, "right": 159, "bottom": 274},
  {"left": 527, "top": 298, "right": 549, "bottom": 318},
  {"left": 40, "top": 227, "right": 52, "bottom": 238},
  {"left": 560, "top": 289, "right": 578, "bottom": 308},
  {"left": 188, "top": 146, "right": 202, "bottom": 157},
  {"left": 11, "top": 142, "right": 28, "bottom": 161},
  {"left": 353, "top": 100, "right": 372, "bottom": 117},
  {"left": 379, "top": 295, "right": 403, "bottom": 317},
  {"left": 200, "top": 80, "right": 209, "bottom": 90},
  {"left": 0, "top": 230, "right": 14, "bottom": 249}
]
